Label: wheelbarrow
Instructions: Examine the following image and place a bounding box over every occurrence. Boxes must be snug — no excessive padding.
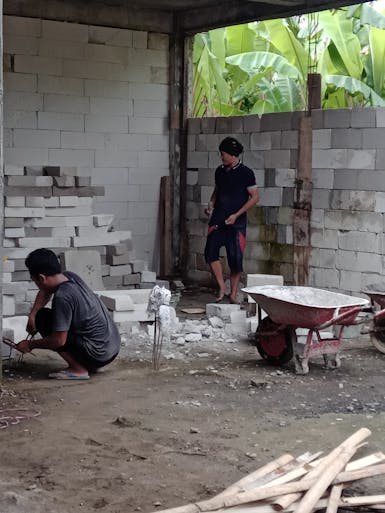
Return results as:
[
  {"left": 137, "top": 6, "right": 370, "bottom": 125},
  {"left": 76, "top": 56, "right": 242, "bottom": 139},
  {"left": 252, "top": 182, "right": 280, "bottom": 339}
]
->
[
  {"left": 362, "top": 284, "right": 385, "bottom": 355},
  {"left": 242, "top": 285, "right": 374, "bottom": 375}
]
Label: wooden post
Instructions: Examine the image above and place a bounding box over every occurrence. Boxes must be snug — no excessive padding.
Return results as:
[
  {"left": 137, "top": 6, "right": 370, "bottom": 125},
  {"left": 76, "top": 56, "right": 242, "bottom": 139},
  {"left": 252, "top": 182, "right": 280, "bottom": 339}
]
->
[
  {"left": 307, "top": 73, "right": 322, "bottom": 112},
  {"left": 293, "top": 115, "right": 313, "bottom": 286},
  {"left": 159, "top": 176, "right": 172, "bottom": 278},
  {"left": 169, "top": 13, "right": 187, "bottom": 275}
]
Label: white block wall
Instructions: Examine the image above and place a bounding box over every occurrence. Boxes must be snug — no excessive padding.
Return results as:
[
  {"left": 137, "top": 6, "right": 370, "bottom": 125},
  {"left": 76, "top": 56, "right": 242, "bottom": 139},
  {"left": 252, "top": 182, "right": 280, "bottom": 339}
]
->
[{"left": 3, "top": 16, "right": 170, "bottom": 263}]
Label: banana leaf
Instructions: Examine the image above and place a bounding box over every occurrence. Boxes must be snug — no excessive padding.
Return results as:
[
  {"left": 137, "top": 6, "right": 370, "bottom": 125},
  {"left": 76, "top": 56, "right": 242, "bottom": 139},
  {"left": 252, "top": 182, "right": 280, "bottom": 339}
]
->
[
  {"left": 226, "top": 51, "right": 300, "bottom": 79},
  {"left": 369, "top": 26, "right": 385, "bottom": 95},
  {"left": 326, "top": 74, "right": 385, "bottom": 106}
]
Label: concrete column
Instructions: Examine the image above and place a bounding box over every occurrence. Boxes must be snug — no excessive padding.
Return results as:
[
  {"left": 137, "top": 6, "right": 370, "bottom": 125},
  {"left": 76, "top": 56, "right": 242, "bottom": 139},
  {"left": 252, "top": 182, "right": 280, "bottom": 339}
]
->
[
  {"left": 169, "top": 14, "right": 187, "bottom": 274},
  {"left": 0, "top": 0, "right": 4, "bottom": 380}
]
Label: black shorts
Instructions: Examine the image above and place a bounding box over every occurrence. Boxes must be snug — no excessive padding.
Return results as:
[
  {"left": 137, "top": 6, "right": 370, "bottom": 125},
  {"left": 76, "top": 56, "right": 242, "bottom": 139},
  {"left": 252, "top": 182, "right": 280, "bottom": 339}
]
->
[
  {"left": 204, "top": 225, "right": 246, "bottom": 273},
  {"left": 35, "top": 308, "right": 118, "bottom": 370}
]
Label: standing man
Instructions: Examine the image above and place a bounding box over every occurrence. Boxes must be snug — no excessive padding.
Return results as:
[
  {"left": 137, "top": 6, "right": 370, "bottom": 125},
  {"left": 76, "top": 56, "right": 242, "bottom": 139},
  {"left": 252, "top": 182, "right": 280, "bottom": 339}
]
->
[
  {"left": 16, "top": 248, "right": 121, "bottom": 380},
  {"left": 204, "top": 137, "right": 259, "bottom": 304}
]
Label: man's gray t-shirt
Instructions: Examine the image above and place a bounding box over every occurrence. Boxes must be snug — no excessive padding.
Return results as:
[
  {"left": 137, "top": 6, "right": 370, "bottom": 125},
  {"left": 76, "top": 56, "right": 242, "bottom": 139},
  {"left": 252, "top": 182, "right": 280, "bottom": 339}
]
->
[{"left": 52, "top": 271, "right": 120, "bottom": 363}]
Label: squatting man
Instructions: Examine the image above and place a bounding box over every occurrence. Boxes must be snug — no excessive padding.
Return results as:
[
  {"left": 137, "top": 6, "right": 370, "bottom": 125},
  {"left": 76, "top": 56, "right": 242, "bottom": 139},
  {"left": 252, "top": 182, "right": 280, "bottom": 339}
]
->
[
  {"left": 204, "top": 137, "right": 259, "bottom": 304},
  {"left": 17, "top": 248, "right": 121, "bottom": 380}
]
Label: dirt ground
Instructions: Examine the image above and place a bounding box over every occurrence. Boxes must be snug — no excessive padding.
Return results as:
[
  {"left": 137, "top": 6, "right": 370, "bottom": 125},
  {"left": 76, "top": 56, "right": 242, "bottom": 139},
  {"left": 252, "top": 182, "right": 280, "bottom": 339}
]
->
[{"left": 1, "top": 287, "right": 385, "bottom": 513}]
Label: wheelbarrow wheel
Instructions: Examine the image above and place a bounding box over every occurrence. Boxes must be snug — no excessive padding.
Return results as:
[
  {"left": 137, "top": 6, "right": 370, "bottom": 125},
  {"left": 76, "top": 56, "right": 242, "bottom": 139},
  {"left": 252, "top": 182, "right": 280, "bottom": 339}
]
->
[
  {"left": 255, "top": 317, "right": 294, "bottom": 365},
  {"left": 371, "top": 330, "right": 385, "bottom": 354}
]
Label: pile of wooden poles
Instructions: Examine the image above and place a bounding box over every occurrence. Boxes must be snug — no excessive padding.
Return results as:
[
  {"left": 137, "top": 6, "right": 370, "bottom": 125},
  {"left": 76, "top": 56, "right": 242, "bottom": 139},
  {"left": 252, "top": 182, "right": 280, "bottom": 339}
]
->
[{"left": 152, "top": 428, "right": 385, "bottom": 513}]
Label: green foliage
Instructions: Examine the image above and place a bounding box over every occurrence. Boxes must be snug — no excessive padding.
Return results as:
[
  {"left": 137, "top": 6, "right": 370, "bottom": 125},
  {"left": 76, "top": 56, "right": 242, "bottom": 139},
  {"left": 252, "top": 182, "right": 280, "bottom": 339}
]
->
[{"left": 192, "top": 3, "right": 385, "bottom": 117}]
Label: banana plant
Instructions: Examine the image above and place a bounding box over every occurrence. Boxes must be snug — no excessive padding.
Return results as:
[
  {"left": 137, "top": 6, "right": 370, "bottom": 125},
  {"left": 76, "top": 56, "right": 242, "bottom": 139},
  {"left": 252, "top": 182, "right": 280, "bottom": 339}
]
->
[{"left": 192, "top": 4, "right": 385, "bottom": 116}]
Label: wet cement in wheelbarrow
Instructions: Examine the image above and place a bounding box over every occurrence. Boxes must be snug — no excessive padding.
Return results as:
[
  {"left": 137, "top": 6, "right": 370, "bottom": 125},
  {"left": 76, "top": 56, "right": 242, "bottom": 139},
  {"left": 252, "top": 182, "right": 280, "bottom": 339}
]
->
[{"left": 1, "top": 327, "right": 385, "bottom": 513}]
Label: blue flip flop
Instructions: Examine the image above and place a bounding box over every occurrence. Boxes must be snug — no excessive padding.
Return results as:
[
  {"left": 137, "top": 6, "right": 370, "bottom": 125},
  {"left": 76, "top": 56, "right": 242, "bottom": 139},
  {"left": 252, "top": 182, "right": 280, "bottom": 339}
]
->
[{"left": 48, "top": 370, "right": 90, "bottom": 380}]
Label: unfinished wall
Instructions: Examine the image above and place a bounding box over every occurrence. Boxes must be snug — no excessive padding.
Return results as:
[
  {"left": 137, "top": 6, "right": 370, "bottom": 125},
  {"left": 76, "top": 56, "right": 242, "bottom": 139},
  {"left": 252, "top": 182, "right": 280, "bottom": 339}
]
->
[
  {"left": 186, "top": 108, "right": 385, "bottom": 296},
  {"left": 3, "top": 15, "right": 169, "bottom": 264}
]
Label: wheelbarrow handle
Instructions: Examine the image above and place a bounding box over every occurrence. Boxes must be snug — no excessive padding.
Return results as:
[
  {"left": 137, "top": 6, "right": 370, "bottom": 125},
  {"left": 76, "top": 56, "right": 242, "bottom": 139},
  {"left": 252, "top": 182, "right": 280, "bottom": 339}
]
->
[{"left": 317, "top": 305, "right": 364, "bottom": 330}]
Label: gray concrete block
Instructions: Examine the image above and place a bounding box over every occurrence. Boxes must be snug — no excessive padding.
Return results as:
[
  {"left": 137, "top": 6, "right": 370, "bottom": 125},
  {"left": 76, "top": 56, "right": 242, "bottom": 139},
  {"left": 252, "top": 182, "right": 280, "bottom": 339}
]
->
[
  {"left": 231, "top": 116, "right": 244, "bottom": 133},
  {"left": 53, "top": 176, "right": 75, "bottom": 187},
  {"left": 264, "top": 149, "right": 291, "bottom": 168},
  {"left": 312, "top": 129, "right": 331, "bottom": 149},
  {"left": 244, "top": 150, "right": 264, "bottom": 168},
  {"left": 376, "top": 108, "right": 385, "bottom": 127},
  {"left": 311, "top": 109, "right": 324, "bottom": 129},
  {"left": 331, "top": 190, "right": 376, "bottom": 211},
  {"left": 187, "top": 118, "right": 201, "bottom": 135},
  {"left": 310, "top": 208, "right": 325, "bottom": 229},
  {"left": 250, "top": 132, "right": 271, "bottom": 150},
  {"left": 312, "top": 168, "right": 334, "bottom": 189},
  {"left": 331, "top": 128, "right": 362, "bottom": 149},
  {"left": 75, "top": 176, "right": 92, "bottom": 187},
  {"left": 187, "top": 151, "right": 209, "bottom": 169},
  {"left": 243, "top": 115, "right": 260, "bottom": 133},
  {"left": 5, "top": 186, "right": 53, "bottom": 197},
  {"left": 60, "top": 250, "right": 104, "bottom": 290},
  {"left": 324, "top": 108, "right": 351, "bottom": 128},
  {"left": 362, "top": 127, "right": 385, "bottom": 149},
  {"left": 312, "top": 189, "right": 330, "bottom": 209},
  {"left": 351, "top": 107, "right": 376, "bottom": 128},
  {"left": 311, "top": 228, "right": 338, "bottom": 249},
  {"left": 339, "top": 231, "right": 378, "bottom": 252},
  {"left": 123, "top": 273, "right": 141, "bottom": 285},
  {"left": 201, "top": 117, "right": 216, "bottom": 134},
  {"left": 99, "top": 293, "right": 134, "bottom": 311},
  {"left": 346, "top": 149, "right": 376, "bottom": 169},
  {"left": 102, "top": 275, "right": 123, "bottom": 288},
  {"left": 264, "top": 168, "right": 275, "bottom": 187},
  {"left": 258, "top": 187, "right": 283, "bottom": 207},
  {"left": 196, "top": 134, "right": 219, "bottom": 151},
  {"left": 206, "top": 303, "right": 240, "bottom": 321},
  {"left": 261, "top": 112, "right": 292, "bottom": 131},
  {"left": 215, "top": 117, "right": 232, "bottom": 133},
  {"left": 24, "top": 166, "right": 44, "bottom": 176},
  {"left": 281, "top": 130, "right": 298, "bottom": 149},
  {"left": 282, "top": 188, "right": 294, "bottom": 206}
]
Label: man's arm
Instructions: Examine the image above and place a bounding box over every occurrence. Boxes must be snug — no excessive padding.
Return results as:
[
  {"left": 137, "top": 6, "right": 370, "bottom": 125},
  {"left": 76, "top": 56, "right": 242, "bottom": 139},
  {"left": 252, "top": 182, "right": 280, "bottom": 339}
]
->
[
  {"left": 27, "top": 289, "right": 52, "bottom": 333},
  {"left": 205, "top": 188, "right": 217, "bottom": 216},
  {"left": 225, "top": 187, "right": 259, "bottom": 225},
  {"left": 17, "top": 331, "right": 68, "bottom": 353}
]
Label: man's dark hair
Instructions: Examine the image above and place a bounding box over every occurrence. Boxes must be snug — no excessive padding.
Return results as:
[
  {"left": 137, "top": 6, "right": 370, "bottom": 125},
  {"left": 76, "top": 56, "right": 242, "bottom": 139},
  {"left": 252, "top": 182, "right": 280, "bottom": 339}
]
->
[
  {"left": 219, "top": 137, "right": 243, "bottom": 157},
  {"left": 25, "top": 248, "right": 62, "bottom": 276}
]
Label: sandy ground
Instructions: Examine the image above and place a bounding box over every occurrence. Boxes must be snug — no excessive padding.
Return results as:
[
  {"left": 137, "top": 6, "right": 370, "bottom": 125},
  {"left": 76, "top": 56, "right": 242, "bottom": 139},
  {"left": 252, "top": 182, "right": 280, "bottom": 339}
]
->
[{"left": 1, "top": 288, "right": 385, "bottom": 513}]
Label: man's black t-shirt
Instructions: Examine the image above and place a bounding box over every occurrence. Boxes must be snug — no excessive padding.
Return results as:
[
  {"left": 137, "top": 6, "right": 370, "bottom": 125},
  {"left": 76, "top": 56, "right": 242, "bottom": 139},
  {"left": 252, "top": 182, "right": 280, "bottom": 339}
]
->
[
  {"left": 52, "top": 271, "right": 120, "bottom": 363},
  {"left": 209, "top": 162, "right": 257, "bottom": 229}
]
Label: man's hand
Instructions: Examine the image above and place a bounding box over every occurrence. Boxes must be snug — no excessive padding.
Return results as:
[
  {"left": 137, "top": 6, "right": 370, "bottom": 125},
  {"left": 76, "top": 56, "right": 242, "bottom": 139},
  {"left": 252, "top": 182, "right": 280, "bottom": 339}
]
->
[
  {"left": 26, "top": 315, "right": 37, "bottom": 335},
  {"left": 225, "top": 214, "right": 238, "bottom": 225},
  {"left": 16, "top": 339, "right": 32, "bottom": 354}
]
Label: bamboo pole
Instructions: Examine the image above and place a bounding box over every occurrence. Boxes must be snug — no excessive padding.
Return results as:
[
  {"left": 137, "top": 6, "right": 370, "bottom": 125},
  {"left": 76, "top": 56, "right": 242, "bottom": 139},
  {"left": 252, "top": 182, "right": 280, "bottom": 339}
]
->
[
  {"left": 325, "top": 484, "right": 343, "bottom": 513},
  {"left": 293, "top": 427, "right": 371, "bottom": 513}
]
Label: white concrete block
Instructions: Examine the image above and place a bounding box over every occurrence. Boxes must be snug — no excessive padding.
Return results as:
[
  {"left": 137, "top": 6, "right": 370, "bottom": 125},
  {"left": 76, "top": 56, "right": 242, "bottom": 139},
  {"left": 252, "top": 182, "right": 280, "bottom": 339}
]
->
[
  {"left": 275, "top": 168, "right": 295, "bottom": 187},
  {"left": 44, "top": 197, "right": 60, "bottom": 207},
  {"left": 95, "top": 150, "right": 138, "bottom": 167},
  {"left": 93, "top": 214, "right": 115, "bottom": 227},
  {"left": 52, "top": 227, "right": 76, "bottom": 237},
  {"left": 38, "top": 75, "right": 83, "bottom": 95},
  {"left": 42, "top": 19, "right": 88, "bottom": 42},
  {"left": 61, "top": 131, "right": 104, "bottom": 150},
  {"left": 141, "top": 270, "right": 156, "bottom": 282},
  {"left": 59, "top": 196, "right": 79, "bottom": 207},
  {"left": 89, "top": 97, "right": 132, "bottom": 115},
  {"left": 25, "top": 197, "right": 44, "bottom": 208},
  {"left": 99, "top": 293, "right": 134, "bottom": 311},
  {"left": 3, "top": 272, "right": 13, "bottom": 283},
  {"left": 5, "top": 227, "right": 26, "bottom": 238},
  {"left": 133, "top": 31, "right": 148, "bottom": 48},
  {"left": 45, "top": 206, "right": 92, "bottom": 217},
  {"left": 206, "top": 303, "right": 241, "bottom": 321},
  {"left": 3, "top": 260, "right": 15, "bottom": 273},
  {"left": 88, "top": 26, "right": 133, "bottom": 47},
  {"left": 4, "top": 34, "right": 38, "bottom": 55},
  {"left": 133, "top": 100, "right": 168, "bottom": 118},
  {"left": 14, "top": 55, "right": 62, "bottom": 76},
  {"left": 4, "top": 164, "right": 24, "bottom": 176},
  {"left": 8, "top": 176, "right": 53, "bottom": 186},
  {"left": 6, "top": 196, "right": 25, "bottom": 207},
  {"left": 5, "top": 207, "right": 45, "bottom": 218},
  {"left": 85, "top": 114, "right": 128, "bottom": 133},
  {"left": 109, "top": 264, "right": 132, "bottom": 276},
  {"left": 71, "top": 232, "right": 121, "bottom": 247},
  {"left": 18, "top": 237, "right": 71, "bottom": 248},
  {"left": 112, "top": 306, "right": 154, "bottom": 323},
  {"left": 138, "top": 151, "right": 168, "bottom": 168},
  {"left": 38, "top": 39, "right": 86, "bottom": 59},
  {"left": 129, "top": 83, "right": 167, "bottom": 101},
  {"left": 84, "top": 79, "right": 130, "bottom": 98},
  {"left": 6, "top": 92, "right": 43, "bottom": 111},
  {"left": 48, "top": 149, "right": 94, "bottom": 167},
  {"left": 64, "top": 216, "right": 92, "bottom": 226},
  {"left": 4, "top": 72, "right": 37, "bottom": 93},
  {"left": 4, "top": 16, "right": 41, "bottom": 37},
  {"left": 245, "top": 274, "right": 284, "bottom": 303},
  {"left": 3, "top": 296, "right": 16, "bottom": 317},
  {"left": 38, "top": 112, "right": 84, "bottom": 130},
  {"left": 44, "top": 94, "right": 90, "bottom": 114},
  {"left": 4, "top": 109, "right": 37, "bottom": 129},
  {"left": 75, "top": 225, "right": 108, "bottom": 236},
  {"left": 95, "top": 288, "right": 152, "bottom": 304},
  {"left": 129, "top": 117, "right": 166, "bottom": 134},
  {"left": 25, "top": 216, "right": 66, "bottom": 228},
  {"left": 86, "top": 43, "right": 128, "bottom": 64}
]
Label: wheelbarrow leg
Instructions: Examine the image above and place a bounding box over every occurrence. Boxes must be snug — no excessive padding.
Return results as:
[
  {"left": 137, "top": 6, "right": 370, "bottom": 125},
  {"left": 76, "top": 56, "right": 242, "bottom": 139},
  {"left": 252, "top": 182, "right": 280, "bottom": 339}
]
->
[
  {"left": 323, "top": 353, "right": 341, "bottom": 370},
  {"left": 294, "top": 354, "right": 309, "bottom": 375}
]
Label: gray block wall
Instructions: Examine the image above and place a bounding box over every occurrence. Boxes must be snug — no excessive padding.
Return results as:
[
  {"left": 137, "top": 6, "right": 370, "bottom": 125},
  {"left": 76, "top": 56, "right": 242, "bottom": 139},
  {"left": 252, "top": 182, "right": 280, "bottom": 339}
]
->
[
  {"left": 186, "top": 108, "right": 385, "bottom": 296},
  {"left": 3, "top": 16, "right": 170, "bottom": 265}
]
